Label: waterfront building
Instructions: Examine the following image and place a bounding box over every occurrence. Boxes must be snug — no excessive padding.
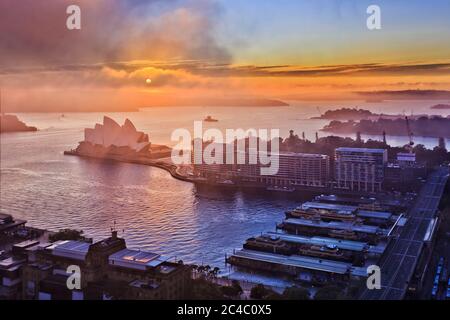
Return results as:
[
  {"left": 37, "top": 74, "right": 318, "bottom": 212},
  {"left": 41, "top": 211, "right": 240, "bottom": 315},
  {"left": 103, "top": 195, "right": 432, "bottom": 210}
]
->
[
  {"left": 253, "top": 152, "right": 330, "bottom": 188},
  {"left": 277, "top": 218, "right": 388, "bottom": 244},
  {"left": 335, "top": 147, "right": 388, "bottom": 193},
  {"left": 192, "top": 140, "right": 330, "bottom": 188},
  {"left": 226, "top": 249, "right": 367, "bottom": 284},
  {"left": 226, "top": 194, "right": 401, "bottom": 285},
  {"left": 286, "top": 201, "right": 392, "bottom": 226}
]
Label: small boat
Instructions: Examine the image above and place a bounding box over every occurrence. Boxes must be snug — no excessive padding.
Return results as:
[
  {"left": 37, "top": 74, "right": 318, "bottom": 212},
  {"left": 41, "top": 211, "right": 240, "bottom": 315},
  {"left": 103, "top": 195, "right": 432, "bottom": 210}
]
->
[{"left": 203, "top": 115, "right": 218, "bottom": 122}]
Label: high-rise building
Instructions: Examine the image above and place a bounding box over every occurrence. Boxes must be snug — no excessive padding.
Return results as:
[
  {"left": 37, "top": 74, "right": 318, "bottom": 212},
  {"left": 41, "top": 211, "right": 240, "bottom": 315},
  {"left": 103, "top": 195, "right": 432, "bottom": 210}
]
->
[
  {"left": 256, "top": 152, "right": 330, "bottom": 187},
  {"left": 335, "top": 147, "right": 387, "bottom": 193}
]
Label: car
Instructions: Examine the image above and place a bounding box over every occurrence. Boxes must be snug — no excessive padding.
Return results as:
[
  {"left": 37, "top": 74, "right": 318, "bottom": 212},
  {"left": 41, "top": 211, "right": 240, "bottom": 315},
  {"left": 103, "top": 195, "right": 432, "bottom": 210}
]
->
[
  {"left": 431, "top": 284, "right": 439, "bottom": 299},
  {"left": 446, "top": 278, "right": 450, "bottom": 299}
]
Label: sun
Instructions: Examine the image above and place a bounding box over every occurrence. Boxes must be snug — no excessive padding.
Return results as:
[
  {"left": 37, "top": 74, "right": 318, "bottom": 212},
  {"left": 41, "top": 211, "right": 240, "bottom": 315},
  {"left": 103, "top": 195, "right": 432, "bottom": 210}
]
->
[{"left": 145, "top": 78, "right": 152, "bottom": 84}]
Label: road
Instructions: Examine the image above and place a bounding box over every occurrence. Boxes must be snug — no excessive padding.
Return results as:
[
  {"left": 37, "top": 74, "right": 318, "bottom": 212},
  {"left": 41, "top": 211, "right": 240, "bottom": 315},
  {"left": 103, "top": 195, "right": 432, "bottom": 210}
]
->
[{"left": 360, "top": 167, "right": 449, "bottom": 300}]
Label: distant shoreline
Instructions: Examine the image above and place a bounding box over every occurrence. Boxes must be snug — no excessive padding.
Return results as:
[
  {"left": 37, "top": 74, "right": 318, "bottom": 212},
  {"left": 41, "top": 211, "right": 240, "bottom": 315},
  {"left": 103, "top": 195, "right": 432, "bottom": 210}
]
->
[
  {"left": 3, "top": 99, "right": 290, "bottom": 113},
  {"left": 431, "top": 104, "right": 450, "bottom": 110}
]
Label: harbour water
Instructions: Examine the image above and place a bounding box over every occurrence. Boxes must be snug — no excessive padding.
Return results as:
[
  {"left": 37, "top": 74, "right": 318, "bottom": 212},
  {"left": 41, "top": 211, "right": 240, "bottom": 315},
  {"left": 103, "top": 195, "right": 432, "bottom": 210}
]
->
[{"left": 1, "top": 101, "right": 449, "bottom": 269}]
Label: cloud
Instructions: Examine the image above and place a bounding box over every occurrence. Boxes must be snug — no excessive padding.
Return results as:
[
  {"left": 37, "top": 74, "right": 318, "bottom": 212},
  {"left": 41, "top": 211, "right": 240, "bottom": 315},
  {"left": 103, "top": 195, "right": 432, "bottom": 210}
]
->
[
  {"left": 0, "top": 0, "right": 230, "bottom": 67},
  {"left": 2, "top": 59, "right": 450, "bottom": 93}
]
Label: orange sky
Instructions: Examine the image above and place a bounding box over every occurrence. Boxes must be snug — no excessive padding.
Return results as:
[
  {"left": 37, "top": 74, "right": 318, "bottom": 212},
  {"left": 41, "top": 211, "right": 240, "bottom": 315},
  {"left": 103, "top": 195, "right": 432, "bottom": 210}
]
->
[{"left": 1, "top": 0, "right": 450, "bottom": 112}]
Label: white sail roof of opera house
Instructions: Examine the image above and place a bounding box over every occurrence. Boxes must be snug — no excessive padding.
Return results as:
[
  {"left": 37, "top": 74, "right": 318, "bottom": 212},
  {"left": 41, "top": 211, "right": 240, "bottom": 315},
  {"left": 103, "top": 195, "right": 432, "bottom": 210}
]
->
[{"left": 84, "top": 116, "right": 150, "bottom": 152}]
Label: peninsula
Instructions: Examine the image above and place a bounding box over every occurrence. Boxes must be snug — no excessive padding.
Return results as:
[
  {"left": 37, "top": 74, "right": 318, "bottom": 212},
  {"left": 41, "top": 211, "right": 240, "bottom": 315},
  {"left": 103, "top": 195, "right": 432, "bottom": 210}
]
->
[
  {"left": 311, "top": 107, "right": 430, "bottom": 121},
  {"left": 0, "top": 114, "right": 37, "bottom": 133},
  {"left": 321, "top": 116, "right": 450, "bottom": 138},
  {"left": 64, "top": 117, "right": 193, "bottom": 181},
  {"left": 311, "top": 108, "right": 377, "bottom": 120}
]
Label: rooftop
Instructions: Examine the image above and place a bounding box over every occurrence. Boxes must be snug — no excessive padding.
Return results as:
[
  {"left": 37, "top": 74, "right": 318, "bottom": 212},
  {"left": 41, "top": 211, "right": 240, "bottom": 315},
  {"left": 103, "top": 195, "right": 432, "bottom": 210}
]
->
[
  {"left": 357, "top": 210, "right": 392, "bottom": 220},
  {"left": 336, "top": 147, "right": 387, "bottom": 154},
  {"left": 129, "top": 279, "right": 160, "bottom": 290},
  {"left": 315, "top": 194, "right": 376, "bottom": 205},
  {"left": 266, "top": 232, "right": 367, "bottom": 252},
  {"left": 278, "top": 152, "right": 329, "bottom": 159},
  {"left": 266, "top": 231, "right": 387, "bottom": 255},
  {"left": 0, "top": 256, "right": 26, "bottom": 269},
  {"left": 109, "top": 249, "right": 168, "bottom": 271},
  {"left": 297, "top": 202, "right": 392, "bottom": 220},
  {"left": 231, "top": 249, "right": 352, "bottom": 274},
  {"left": 300, "top": 202, "right": 357, "bottom": 214},
  {"left": 13, "top": 240, "right": 40, "bottom": 250},
  {"left": 236, "top": 150, "right": 329, "bottom": 159},
  {"left": 50, "top": 240, "right": 91, "bottom": 261},
  {"left": 283, "top": 218, "right": 386, "bottom": 235}
]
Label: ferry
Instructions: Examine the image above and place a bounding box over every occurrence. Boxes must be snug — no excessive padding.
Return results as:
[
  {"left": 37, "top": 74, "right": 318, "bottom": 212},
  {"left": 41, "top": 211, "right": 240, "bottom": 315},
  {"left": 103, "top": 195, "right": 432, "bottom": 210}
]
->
[
  {"left": 298, "top": 244, "right": 346, "bottom": 261},
  {"left": 286, "top": 207, "right": 357, "bottom": 222},
  {"left": 203, "top": 115, "right": 218, "bottom": 122},
  {"left": 243, "top": 235, "right": 294, "bottom": 255},
  {"left": 328, "top": 229, "right": 359, "bottom": 240},
  {"left": 243, "top": 235, "right": 354, "bottom": 263}
]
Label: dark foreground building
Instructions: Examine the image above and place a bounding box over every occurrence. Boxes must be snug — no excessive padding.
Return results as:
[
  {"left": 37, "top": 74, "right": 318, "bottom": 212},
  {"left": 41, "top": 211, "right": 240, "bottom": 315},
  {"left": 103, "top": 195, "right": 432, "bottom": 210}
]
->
[{"left": 1, "top": 231, "right": 191, "bottom": 300}]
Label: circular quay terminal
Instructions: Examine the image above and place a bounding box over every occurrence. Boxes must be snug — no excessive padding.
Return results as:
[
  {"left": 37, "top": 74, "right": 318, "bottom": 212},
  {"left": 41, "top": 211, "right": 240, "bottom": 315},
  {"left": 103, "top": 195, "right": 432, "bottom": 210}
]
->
[{"left": 0, "top": 0, "right": 449, "bottom": 318}]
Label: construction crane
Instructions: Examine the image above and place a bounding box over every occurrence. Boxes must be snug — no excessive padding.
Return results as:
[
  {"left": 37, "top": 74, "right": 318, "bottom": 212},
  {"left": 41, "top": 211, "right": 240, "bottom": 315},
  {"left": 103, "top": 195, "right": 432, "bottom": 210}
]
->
[
  {"left": 405, "top": 116, "right": 414, "bottom": 153},
  {"left": 316, "top": 106, "right": 323, "bottom": 117}
]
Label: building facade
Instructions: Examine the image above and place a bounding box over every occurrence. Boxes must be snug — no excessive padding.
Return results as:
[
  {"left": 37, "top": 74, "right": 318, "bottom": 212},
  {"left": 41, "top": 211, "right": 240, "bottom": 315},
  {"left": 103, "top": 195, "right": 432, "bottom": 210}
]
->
[
  {"left": 384, "top": 152, "right": 427, "bottom": 192},
  {"left": 192, "top": 140, "right": 330, "bottom": 188},
  {"left": 0, "top": 231, "right": 191, "bottom": 300},
  {"left": 335, "top": 147, "right": 388, "bottom": 193}
]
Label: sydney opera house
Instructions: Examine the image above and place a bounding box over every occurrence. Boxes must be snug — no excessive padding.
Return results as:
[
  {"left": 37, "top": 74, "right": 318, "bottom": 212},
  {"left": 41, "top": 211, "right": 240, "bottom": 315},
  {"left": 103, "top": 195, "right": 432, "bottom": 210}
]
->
[{"left": 73, "top": 117, "right": 152, "bottom": 157}]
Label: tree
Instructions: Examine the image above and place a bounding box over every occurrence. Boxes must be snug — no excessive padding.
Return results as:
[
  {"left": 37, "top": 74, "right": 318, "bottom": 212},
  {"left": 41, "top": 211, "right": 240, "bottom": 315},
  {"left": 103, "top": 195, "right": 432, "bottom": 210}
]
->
[
  {"left": 264, "top": 291, "right": 282, "bottom": 300},
  {"left": 188, "top": 278, "right": 226, "bottom": 300},
  {"left": 212, "top": 267, "right": 220, "bottom": 277},
  {"left": 282, "top": 286, "right": 310, "bottom": 300},
  {"left": 221, "top": 285, "right": 241, "bottom": 298},
  {"left": 49, "top": 229, "right": 86, "bottom": 242},
  {"left": 250, "top": 284, "right": 269, "bottom": 299},
  {"left": 231, "top": 280, "right": 243, "bottom": 296},
  {"left": 314, "top": 285, "right": 345, "bottom": 300}
]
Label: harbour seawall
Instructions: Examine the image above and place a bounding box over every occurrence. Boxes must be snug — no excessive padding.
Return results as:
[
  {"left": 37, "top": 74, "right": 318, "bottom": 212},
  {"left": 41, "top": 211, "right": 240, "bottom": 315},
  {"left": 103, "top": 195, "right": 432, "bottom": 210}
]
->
[{"left": 63, "top": 150, "right": 193, "bottom": 183}]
